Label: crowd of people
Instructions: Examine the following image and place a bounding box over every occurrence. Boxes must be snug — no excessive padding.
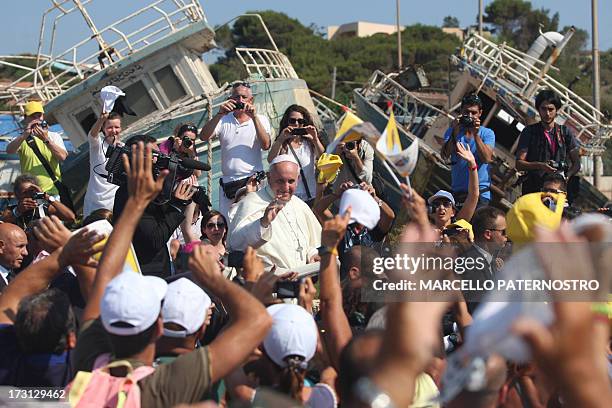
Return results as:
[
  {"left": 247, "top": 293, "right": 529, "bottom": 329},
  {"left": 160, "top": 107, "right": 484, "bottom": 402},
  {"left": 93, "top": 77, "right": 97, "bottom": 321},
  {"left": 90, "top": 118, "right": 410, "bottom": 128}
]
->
[{"left": 0, "top": 85, "right": 610, "bottom": 408}]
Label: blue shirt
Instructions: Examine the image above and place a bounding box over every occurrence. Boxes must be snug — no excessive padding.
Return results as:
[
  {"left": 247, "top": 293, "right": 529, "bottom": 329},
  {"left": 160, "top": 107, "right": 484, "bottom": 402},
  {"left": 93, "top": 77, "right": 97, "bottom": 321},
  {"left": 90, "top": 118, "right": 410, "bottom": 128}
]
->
[
  {"left": 443, "top": 126, "right": 495, "bottom": 200},
  {"left": 0, "top": 324, "right": 73, "bottom": 387}
]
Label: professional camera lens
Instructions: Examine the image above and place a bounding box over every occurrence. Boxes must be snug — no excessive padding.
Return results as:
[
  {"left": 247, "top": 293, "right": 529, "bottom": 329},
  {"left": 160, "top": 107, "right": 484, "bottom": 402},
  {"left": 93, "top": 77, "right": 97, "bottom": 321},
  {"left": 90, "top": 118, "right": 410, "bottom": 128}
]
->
[
  {"left": 233, "top": 102, "right": 245, "bottom": 110},
  {"left": 459, "top": 115, "right": 474, "bottom": 127},
  {"left": 182, "top": 136, "right": 193, "bottom": 148},
  {"left": 345, "top": 141, "right": 357, "bottom": 150}
]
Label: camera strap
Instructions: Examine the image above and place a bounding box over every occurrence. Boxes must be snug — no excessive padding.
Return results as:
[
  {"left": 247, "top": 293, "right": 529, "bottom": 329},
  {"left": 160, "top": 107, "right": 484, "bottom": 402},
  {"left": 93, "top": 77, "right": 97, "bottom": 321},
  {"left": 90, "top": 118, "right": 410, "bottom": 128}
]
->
[
  {"left": 25, "top": 136, "right": 75, "bottom": 211},
  {"left": 288, "top": 144, "right": 312, "bottom": 200},
  {"left": 25, "top": 136, "right": 59, "bottom": 183}
]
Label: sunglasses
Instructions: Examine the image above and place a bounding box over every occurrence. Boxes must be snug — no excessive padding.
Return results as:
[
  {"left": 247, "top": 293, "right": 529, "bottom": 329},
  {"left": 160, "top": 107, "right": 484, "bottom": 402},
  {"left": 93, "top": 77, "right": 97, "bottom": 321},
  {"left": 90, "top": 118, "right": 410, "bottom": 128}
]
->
[
  {"left": 178, "top": 124, "right": 197, "bottom": 135},
  {"left": 206, "top": 222, "right": 226, "bottom": 229},
  {"left": 487, "top": 228, "right": 507, "bottom": 236},
  {"left": 232, "top": 81, "right": 251, "bottom": 88},
  {"left": 541, "top": 188, "right": 566, "bottom": 194},
  {"left": 432, "top": 200, "right": 453, "bottom": 209},
  {"left": 288, "top": 118, "right": 307, "bottom": 125}
]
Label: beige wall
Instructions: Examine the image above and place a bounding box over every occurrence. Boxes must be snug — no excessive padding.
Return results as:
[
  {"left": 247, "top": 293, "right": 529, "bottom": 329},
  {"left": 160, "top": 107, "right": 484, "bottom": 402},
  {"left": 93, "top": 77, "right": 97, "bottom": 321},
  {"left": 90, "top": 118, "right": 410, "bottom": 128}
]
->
[{"left": 328, "top": 21, "right": 404, "bottom": 40}]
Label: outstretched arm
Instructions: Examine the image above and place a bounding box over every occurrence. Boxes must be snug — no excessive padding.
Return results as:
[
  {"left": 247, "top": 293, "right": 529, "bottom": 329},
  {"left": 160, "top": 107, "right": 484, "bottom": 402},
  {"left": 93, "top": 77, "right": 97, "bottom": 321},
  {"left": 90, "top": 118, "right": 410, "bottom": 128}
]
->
[
  {"left": 455, "top": 142, "right": 480, "bottom": 222},
  {"left": 319, "top": 209, "right": 353, "bottom": 370},
  {"left": 189, "top": 245, "right": 272, "bottom": 383},
  {"left": 0, "top": 217, "right": 103, "bottom": 325}
]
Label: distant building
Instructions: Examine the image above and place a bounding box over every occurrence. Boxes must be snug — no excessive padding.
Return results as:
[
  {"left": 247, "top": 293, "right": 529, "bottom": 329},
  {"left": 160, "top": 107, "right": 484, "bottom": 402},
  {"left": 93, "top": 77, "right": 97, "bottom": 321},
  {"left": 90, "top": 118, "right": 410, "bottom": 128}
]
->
[
  {"left": 442, "top": 27, "right": 464, "bottom": 41},
  {"left": 327, "top": 21, "right": 404, "bottom": 40}
]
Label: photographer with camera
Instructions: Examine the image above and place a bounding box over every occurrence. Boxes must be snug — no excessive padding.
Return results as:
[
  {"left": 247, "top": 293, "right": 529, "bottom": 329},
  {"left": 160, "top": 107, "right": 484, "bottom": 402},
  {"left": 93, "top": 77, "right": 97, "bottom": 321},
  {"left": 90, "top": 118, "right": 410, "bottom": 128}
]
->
[
  {"left": 442, "top": 93, "right": 495, "bottom": 207},
  {"left": 515, "top": 89, "right": 580, "bottom": 200},
  {"left": 112, "top": 135, "right": 196, "bottom": 278},
  {"left": 3, "top": 174, "right": 75, "bottom": 230},
  {"left": 333, "top": 135, "right": 374, "bottom": 189},
  {"left": 268, "top": 105, "right": 324, "bottom": 207},
  {"left": 6, "top": 101, "right": 68, "bottom": 198},
  {"left": 199, "top": 82, "right": 271, "bottom": 218},
  {"left": 83, "top": 110, "right": 123, "bottom": 217}
]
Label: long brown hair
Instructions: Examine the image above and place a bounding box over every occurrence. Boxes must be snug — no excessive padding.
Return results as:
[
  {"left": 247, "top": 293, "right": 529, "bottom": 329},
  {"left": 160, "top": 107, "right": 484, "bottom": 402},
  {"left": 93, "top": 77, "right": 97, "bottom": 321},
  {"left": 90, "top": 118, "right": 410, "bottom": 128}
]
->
[
  {"left": 200, "top": 210, "right": 227, "bottom": 246},
  {"left": 278, "top": 355, "right": 307, "bottom": 402}
]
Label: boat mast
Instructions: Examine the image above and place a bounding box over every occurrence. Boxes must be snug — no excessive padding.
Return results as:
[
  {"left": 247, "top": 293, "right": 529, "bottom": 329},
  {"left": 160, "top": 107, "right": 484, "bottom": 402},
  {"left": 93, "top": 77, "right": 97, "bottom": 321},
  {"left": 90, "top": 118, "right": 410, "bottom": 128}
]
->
[
  {"left": 592, "top": 0, "right": 602, "bottom": 189},
  {"left": 70, "top": 0, "right": 113, "bottom": 62},
  {"left": 396, "top": 0, "right": 402, "bottom": 69},
  {"left": 478, "top": 0, "right": 484, "bottom": 36}
]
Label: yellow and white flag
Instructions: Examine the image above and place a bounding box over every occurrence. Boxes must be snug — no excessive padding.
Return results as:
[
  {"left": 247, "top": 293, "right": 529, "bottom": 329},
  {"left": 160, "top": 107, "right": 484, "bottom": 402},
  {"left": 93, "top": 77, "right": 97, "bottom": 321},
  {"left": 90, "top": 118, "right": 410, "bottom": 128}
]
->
[
  {"left": 325, "top": 109, "right": 364, "bottom": 154},
  {"left": 376, "top": 111, "right": 419, "bottom": 178}
]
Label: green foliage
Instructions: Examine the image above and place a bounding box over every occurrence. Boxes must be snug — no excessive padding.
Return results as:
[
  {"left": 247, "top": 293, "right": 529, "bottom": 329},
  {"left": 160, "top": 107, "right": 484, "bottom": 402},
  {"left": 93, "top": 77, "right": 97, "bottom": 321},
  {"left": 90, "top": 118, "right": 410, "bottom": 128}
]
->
[
  {"left": 484, "top": 0, "right": 559, "bottom": 50},
  {"left": 210, "top": 11, "right": 460, "bottom": 105},
  {"left": 443, "top": 16, "right": 459, "bottom": 28}
]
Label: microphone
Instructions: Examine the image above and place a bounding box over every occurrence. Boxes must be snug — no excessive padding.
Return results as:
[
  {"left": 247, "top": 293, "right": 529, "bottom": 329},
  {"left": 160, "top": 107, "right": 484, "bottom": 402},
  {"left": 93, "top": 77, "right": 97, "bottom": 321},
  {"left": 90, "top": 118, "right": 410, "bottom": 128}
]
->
[{"left": 179, "top": 157, "right": 211, "bottom": 171}]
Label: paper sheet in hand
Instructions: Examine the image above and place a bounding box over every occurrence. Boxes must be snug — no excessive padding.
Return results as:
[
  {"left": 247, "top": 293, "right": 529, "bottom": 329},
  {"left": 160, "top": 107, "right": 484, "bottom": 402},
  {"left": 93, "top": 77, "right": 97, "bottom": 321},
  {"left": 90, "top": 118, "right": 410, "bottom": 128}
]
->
[
  {"left": 80, "top": 220, "right": 142, "bottom": 274},
  {"left": 273, "top": 259, "right": 340, "bottom": 279}
]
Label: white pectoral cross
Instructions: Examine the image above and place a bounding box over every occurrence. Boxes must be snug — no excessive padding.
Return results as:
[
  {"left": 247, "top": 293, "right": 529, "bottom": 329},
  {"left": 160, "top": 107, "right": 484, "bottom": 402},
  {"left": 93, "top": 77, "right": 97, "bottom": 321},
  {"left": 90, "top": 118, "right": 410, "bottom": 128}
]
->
[{"left": 296, "top": 243, "right": 304, "bottom": 261}]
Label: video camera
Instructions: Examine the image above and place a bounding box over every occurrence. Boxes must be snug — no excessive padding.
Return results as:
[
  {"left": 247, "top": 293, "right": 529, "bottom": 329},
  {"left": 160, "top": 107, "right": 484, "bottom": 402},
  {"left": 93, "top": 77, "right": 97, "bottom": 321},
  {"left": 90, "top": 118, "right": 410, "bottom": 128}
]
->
[{"left": 105, "top": 144, "right": 211, "bottom": 204}]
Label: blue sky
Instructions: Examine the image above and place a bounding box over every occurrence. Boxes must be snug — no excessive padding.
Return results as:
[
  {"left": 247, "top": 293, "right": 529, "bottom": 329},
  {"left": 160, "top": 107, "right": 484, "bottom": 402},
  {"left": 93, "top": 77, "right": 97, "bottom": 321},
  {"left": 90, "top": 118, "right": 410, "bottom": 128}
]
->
[{"left": 0, "top": 0, "right": 609, "bottom": 56}]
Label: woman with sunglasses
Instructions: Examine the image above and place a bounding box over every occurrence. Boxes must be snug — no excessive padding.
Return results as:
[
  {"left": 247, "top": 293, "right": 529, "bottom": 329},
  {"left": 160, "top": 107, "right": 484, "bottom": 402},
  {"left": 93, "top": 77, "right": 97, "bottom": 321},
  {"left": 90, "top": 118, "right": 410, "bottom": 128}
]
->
[
  {"left": 429, "top": 142, "right": 480, "bottom": 238},
  {"left": 268, "top": 105, "right": 324, "bottom": 206},
  {"left": 199, "top": 210, "right": 228, "bottom": 260}
]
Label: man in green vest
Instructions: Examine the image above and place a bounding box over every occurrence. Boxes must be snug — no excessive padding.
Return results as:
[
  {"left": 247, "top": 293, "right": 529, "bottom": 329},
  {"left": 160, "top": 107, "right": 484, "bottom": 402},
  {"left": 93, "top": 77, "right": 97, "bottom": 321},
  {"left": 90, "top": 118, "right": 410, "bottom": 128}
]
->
[{"left": 6, "top": 101, "right": 68, "bottom": 196}]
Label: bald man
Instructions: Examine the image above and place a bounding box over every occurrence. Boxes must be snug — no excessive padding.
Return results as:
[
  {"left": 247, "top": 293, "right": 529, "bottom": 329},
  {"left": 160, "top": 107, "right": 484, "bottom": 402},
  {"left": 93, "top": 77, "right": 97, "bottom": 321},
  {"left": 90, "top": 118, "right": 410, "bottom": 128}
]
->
[
  {"left": 0, "top": 223, "right": 28, "bottom": 291},
  {"left": 229, "top": 155, "right": 321, "bottom": 270}
]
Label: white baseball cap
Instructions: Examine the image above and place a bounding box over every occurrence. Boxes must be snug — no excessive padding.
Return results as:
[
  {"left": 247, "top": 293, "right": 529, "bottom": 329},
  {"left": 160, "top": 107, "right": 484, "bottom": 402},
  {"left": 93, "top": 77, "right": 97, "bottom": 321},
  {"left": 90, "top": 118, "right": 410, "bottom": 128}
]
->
[
  {"left": 427, "top": 190, "right": 456, "bottom": 207},
  {"left": 100, "top": 270, "right": 168, "bottom": 336},
  {"left": 162, "top": 278, "right": 212, "bottom": 338},
  {"left": 263, "top": 304, "right": 318, "bottom": 368},
  {"left": 339, "top": 188, "right": 381, "bottom": 229}
]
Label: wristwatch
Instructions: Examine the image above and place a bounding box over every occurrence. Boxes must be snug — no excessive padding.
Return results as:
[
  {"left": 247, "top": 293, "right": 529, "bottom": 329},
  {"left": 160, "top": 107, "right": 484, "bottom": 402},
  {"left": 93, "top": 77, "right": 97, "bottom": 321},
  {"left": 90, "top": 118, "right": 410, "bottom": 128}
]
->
[
  {"left": 43, "top": 139, "right": 50, "bottom": 145},
  {"left": 317, "top": 246, "right": 338, "bottom": 257}
]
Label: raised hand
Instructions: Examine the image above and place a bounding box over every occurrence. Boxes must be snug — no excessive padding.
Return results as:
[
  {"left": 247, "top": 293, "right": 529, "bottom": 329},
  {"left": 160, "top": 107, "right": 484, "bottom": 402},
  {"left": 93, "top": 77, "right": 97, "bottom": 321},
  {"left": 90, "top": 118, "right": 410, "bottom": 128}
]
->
[
  {"left": 241, "top": 246, "right": 264, "bottom": 282},
  {"left": 219, "top": 99, "right": 236, "bottom": 115},
  {"left": 244, "top": 102, "right": 256, "bottom": 118},
  {"left": 58, "top": 228, "right": 105, "bottom": 268},
  {"left": 456, "top": 142, "right": 476, "bottom": 167},
  {"left": 174, "top": 182, "right": 195, "bottom": 201},
  {"left": 299, "top": 277, "right": 316, "bottom": 313},
  {"left": 321, "top": 208, "right": 351, "bottom": 248},
  {"left": 260, "top": 197, "right": 286, "bottom": 228},
  {"left": 189, "top": 243, "right": 222, "bottom": 284},
  {"left": 31, "top": 215, "right": 71, "bottom": 252},
  {"left": 400, "top": 185, "right": 429, "bottom": 231},
  {"left": 122, "top": 142, "right": 168, "bottom": 206},
  {"left": 512, "top": 225, "right": 612, "bottom": 406}
]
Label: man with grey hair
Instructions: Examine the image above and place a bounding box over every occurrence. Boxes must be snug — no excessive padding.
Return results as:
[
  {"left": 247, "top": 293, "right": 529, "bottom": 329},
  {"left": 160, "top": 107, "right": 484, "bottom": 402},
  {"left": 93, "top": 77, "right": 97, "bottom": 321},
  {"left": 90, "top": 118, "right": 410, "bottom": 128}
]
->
[
  {"left": 199, "top": 82, "right": 272, "bottom": 217},
  {"left": 229, "top": 155, "right": 321, "bottom": 270}
]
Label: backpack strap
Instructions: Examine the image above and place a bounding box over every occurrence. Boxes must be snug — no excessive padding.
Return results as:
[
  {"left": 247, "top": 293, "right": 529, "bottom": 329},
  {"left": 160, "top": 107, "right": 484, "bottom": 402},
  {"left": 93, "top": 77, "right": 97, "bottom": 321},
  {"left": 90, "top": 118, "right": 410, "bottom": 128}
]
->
[{"left": 288, "top": 144, "right": 313, "bottom": 200}]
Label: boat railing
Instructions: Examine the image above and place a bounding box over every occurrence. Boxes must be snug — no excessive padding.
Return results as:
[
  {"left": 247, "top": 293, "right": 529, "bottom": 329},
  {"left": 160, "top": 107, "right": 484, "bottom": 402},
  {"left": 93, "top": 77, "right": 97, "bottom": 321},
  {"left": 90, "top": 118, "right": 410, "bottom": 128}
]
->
[
  {"left": 460, "top": 33, "right": 611, "bottom": 153},
  {"left": 235, "top": 48, "right": 299, "bottom": 80},
  {"left": 0, "top": 0, "right": 205, "bottom": 108},
  {"left": 360, "top": 70, "right": 452, "bottom": 139}
]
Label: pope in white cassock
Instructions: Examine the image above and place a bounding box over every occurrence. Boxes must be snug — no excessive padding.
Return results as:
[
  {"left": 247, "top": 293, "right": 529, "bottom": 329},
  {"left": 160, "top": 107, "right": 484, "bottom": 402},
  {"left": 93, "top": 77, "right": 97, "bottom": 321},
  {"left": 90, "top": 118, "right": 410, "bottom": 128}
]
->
[{"left": 229, "top": 155, "right": 321, "bottom": 270}]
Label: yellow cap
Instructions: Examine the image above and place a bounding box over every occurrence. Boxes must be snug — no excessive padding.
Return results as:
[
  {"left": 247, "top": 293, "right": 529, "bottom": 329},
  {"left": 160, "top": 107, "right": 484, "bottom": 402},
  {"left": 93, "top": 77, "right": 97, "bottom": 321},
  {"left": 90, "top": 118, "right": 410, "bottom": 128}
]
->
[
  {"left": 24, "top": 101, "right": 44, "bottom": 117},
  {"left": 447, "top": 219, "right": 474, "bottom": 241},
  {"left": 506, "top": 192, "right": 565, "bottom": 246},
  {"left": 316, "top": 153, "right": 343, "bottom": 184}
]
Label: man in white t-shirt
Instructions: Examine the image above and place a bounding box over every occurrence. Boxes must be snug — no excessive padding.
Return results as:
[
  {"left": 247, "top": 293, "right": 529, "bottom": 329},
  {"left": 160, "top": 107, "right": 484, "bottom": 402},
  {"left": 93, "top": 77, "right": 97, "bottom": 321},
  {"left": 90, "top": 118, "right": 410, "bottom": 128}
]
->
[
  {"left": 83, "top": 111, "right": 122, "bottom": 217},
  {"left": 199, "top": 82, "right": 271, "bottom": 217}
]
